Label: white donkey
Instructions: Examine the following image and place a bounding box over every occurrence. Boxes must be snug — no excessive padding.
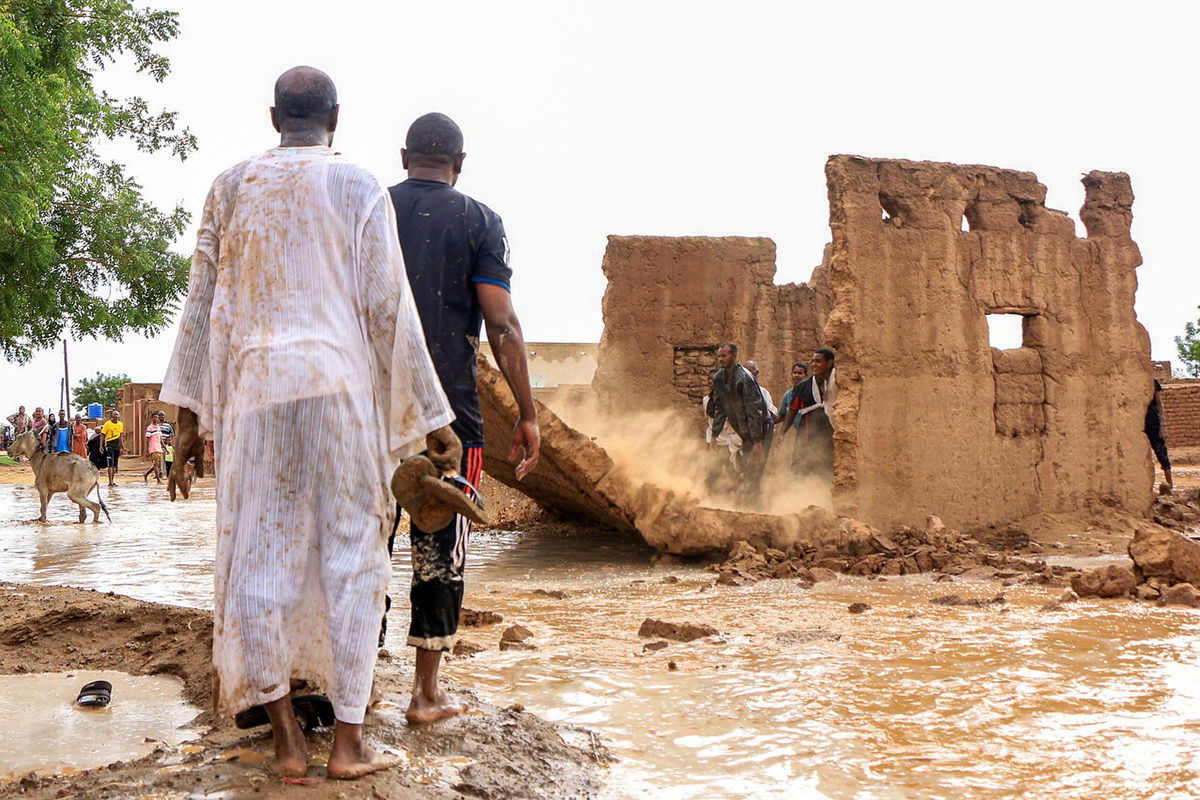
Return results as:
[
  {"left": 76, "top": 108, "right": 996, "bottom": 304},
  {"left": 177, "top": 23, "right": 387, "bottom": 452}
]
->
[{"left": 9, "top": 431, "right": 110, "bottom": 523}]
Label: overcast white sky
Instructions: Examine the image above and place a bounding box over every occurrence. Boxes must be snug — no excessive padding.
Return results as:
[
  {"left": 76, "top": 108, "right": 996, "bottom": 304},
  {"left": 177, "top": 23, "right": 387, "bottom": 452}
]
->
[{"left": 4, "top": 0, "right": 1198, "bottom": 418}]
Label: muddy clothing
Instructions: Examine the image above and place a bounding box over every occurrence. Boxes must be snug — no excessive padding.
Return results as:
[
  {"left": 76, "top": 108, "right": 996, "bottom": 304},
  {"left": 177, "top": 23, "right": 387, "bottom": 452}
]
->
[
  {"left": 710, "top": 364, "right": 770, "bottom": 444},
  {"left": 789, "top": 374, "right": 835, "bottom": 479},
  {"left": 388, "top": 178, "right": 511, "bottom": 448},
  {"left": 1146, "top": 379, "right": 1170, "bottom": 472},
  {"left": 161, "top": 146, "right": 453, "bottom": 725}
]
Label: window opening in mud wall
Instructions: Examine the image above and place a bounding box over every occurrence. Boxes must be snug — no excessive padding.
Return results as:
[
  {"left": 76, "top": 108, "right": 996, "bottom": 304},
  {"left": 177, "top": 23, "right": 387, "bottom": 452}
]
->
[
  {"left": 987, "top": 313, "right": 1024, "bottom": 350},
  {"left": 673, "top": 345, "right": 719, "bottom": 408},
  {"left": 988, "top": 312, "right": 1047, "bottom": 437}
]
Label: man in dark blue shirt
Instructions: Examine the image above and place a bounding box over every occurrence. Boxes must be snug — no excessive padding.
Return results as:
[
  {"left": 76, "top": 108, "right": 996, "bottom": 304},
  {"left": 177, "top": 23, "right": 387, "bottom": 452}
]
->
[{"left": 388, "top": 113, "right": 540, "bottom": 725}]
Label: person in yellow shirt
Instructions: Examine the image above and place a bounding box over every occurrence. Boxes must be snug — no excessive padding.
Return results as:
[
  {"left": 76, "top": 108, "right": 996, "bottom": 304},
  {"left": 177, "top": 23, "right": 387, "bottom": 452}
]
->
[{"left": 100, "top": 410, "right": 125, "bottom": 487}]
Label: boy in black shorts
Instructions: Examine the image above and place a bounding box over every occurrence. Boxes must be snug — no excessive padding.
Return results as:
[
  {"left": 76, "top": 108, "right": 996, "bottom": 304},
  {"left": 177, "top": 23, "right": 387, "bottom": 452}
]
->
[{"left": 387, "top": 113, "right": 540, "bottom": 724}]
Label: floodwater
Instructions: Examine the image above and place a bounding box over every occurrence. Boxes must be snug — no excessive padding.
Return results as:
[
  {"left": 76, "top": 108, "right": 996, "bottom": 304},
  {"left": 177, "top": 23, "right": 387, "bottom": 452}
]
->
[
  {"left": 0, "top": 671, "right": 201, "bottom": 779},
  {"left": 3, "top": 482, "right": 1200, "bottom": 798}
]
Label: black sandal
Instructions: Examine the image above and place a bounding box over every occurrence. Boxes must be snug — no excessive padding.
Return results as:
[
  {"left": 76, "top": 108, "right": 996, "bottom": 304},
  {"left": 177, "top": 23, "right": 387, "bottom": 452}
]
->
[
  {"left": 234, "top": 694, "right": 335, "bottom": 731},
  {"left": 76, "top": 680, "right": 112, "bottom": 708}
]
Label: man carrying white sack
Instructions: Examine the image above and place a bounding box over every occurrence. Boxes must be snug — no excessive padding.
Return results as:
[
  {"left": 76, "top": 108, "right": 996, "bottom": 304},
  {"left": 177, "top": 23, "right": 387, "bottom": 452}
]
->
[{"left": 162, "top": 66, "right": 457, "bottom": 781}]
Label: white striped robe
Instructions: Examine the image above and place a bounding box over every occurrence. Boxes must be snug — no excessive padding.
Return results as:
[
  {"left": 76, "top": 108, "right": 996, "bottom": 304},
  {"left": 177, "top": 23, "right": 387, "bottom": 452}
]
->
[{"left": 161, "top": 146, "right": 453, "bottom": 724}]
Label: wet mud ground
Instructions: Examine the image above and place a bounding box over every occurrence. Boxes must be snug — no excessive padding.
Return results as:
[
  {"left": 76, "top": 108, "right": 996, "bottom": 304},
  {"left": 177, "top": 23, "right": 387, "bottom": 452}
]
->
[{"left": 2, "top": 457, "right": 1200, "bottom": 798}]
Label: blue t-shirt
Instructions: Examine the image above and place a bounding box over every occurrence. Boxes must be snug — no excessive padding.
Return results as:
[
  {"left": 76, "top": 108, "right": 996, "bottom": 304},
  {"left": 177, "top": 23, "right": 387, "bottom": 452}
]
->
[
  {"left": 55, "top": 425, "right": 71, "bottom": 452},
  {"left": 388, "top": 179, "right": 512, "bottom": 446}
]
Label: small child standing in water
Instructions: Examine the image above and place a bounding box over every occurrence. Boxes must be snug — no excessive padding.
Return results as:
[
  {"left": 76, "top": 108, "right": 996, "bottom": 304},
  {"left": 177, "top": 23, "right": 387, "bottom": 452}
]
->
[{"left": 164, "top": 437, "right": 175, "bottom": 478}]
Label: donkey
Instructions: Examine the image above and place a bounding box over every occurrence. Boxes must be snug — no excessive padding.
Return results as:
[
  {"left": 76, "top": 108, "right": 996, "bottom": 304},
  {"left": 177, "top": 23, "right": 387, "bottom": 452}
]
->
[{"left": 9, "top": 431, "right": 110, "bottom": 523}]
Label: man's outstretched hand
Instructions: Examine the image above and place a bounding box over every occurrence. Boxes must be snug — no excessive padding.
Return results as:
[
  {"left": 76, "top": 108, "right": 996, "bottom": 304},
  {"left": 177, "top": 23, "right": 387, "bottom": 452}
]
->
[
  {"left": 168, "top": 408, "right": 205, "bottom": 501},
  {"left": 425, "top": 425, "right": 463, "bottom": 473},
  {"left": 510, "top": 419, "right": 540, "bottom": 481}
]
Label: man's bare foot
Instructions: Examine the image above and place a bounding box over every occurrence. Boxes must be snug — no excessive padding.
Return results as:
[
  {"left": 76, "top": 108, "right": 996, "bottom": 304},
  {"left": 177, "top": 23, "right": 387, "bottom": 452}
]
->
[
  {"left": 267, "top": 754, "right": 308, "bottom": 779},
  {"left": 327, "top": 720, "right": 402, "bottom": 780},
  {"left": 264, "top": 696, "right": 308, "bottom": 779},
  {"left": 327, "top": 744, "right": 403, "bottom": 780},
  {"left": 405, "top": 692, "right": 468, "bottom": 725}
]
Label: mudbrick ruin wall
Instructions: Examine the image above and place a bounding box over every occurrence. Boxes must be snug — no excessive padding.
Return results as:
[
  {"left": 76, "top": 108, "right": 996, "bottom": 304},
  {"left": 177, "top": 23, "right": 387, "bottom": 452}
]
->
[
  {"left": 582, "top": 156, "right": 1155, "bottom": 538},
  {"left": 1162, "top": 384, "right": 1200, "bottom": 447},
  {"left": 824, "top": 157, "right": 1152, "bottom": 530},
  {"left": 592, "top": 236, "right": 830, "bottom": 417}
]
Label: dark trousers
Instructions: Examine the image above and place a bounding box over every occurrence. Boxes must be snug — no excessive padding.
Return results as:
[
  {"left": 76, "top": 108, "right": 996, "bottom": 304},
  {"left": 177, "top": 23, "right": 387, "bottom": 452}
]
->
[{"left": 1147, "top": 428, "right": 1171, "bottom": 472}]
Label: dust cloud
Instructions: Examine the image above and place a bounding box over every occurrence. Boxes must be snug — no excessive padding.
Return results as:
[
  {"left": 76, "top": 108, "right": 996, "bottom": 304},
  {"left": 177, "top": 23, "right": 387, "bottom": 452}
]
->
[{"left": 541, "top": 389, "right": 831, "bottom": 518}]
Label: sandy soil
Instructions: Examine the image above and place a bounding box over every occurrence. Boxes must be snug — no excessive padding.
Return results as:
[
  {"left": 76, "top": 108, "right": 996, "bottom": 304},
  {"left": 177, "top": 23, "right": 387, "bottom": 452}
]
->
[{"left": 0, "top": 584, "right": 607, "bottom": 800}]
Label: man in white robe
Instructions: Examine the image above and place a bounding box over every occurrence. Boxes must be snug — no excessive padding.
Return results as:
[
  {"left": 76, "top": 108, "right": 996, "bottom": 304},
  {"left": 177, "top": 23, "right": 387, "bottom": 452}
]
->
[{"left": 162, "top": 66, "right": 457, "bottom": 780}]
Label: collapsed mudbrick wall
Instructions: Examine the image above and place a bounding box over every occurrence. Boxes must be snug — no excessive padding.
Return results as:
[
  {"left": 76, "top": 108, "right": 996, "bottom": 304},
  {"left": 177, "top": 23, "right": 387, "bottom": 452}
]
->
[
  {"left": 584, "top": 155, "right": 1155, "bottom": 539},
  {"left": 823, "top": 156, "right": 1152, "bottom": 530},
  {"left": 1162, "top": 384, "right": 1200, "bottom": 447},
  {"left": 592, "top": 236, "right": 830, "bottom": 416}
]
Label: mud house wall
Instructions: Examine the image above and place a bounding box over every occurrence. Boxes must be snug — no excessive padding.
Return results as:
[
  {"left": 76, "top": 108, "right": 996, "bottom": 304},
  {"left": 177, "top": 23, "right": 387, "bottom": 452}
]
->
[
  {"left": 1162, "top": 384, "right": 1200, "bottom": 447},
  {"left": 593, "top": 236, "right": 830, "bottom": 417},
  {"left": 116, "top": 383, "right": 179, "bottom": 457},
  {"left": 825, "top": 156, "right": 1153, "bottom": 530}
]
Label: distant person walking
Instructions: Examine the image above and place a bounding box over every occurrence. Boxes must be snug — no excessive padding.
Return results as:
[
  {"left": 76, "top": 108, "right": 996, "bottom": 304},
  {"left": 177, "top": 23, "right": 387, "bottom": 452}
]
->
[
  {"left": 101, "top": 410, "right": 124, "bottom": 486},
  {"left": 71, "top": 415, "right": 88, "bottom": 458},
  {"left": 710, "top": 343, "right": 770, "bottom": 495},
  {"left": 143, "top": 412, "right": 164, "bottom": 484},
  {"left": 7, "top": 406, "right": 30, "bottom": 437},
  {"left": 1146, "top": 378, "right": 1173, "bottom": 492},
  {"left": 779, "top": 348, "right": 837, "bottom": 480}
]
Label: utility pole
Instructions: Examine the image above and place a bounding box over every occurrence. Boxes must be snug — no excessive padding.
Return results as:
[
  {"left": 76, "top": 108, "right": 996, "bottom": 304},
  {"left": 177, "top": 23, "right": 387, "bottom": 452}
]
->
[{"left": 63, "top": 339, "right": 70, "bottom": 414}]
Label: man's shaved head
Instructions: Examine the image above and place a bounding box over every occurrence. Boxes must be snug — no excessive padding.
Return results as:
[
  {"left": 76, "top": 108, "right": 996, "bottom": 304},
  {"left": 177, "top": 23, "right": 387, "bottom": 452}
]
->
[
  {"left": 273, "top": 66, "right": 337, "bottom": 128},
  {"left": 405, "top": 113, "right": 464, "bottom": 164}
]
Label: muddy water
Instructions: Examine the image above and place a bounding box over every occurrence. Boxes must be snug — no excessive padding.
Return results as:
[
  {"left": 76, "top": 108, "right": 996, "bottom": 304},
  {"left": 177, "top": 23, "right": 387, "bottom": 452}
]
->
[
  {"left": 0, "top": 671, "right": 201, "bottom": 779},
  {"left": 3, "top": 484, "right": 1200, "bottom": 798}
]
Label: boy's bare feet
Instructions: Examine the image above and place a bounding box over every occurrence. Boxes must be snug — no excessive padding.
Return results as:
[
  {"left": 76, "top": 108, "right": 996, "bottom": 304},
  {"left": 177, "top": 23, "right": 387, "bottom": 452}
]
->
[
  {"left": 406, "top": 646, "right": 467, "bottom": 725},
  {"left": 326, "top": 721, "right": 403, "bottom": 780},
  {"left": 405, "top": 691, "right": 468, "bottom": 725}
]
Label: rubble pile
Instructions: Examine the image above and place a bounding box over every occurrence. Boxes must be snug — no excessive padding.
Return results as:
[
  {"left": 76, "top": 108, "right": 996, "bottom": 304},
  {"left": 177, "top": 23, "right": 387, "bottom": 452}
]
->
[
  {"left": 1068, "top": 499, "right": 1200, "bottom": 606},
  {"left": 709, "top": 514, "right": 1054, "bottom": 586},
  {"left": 1152, "top": 488, "right": 1200, "bottom": 532}
]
